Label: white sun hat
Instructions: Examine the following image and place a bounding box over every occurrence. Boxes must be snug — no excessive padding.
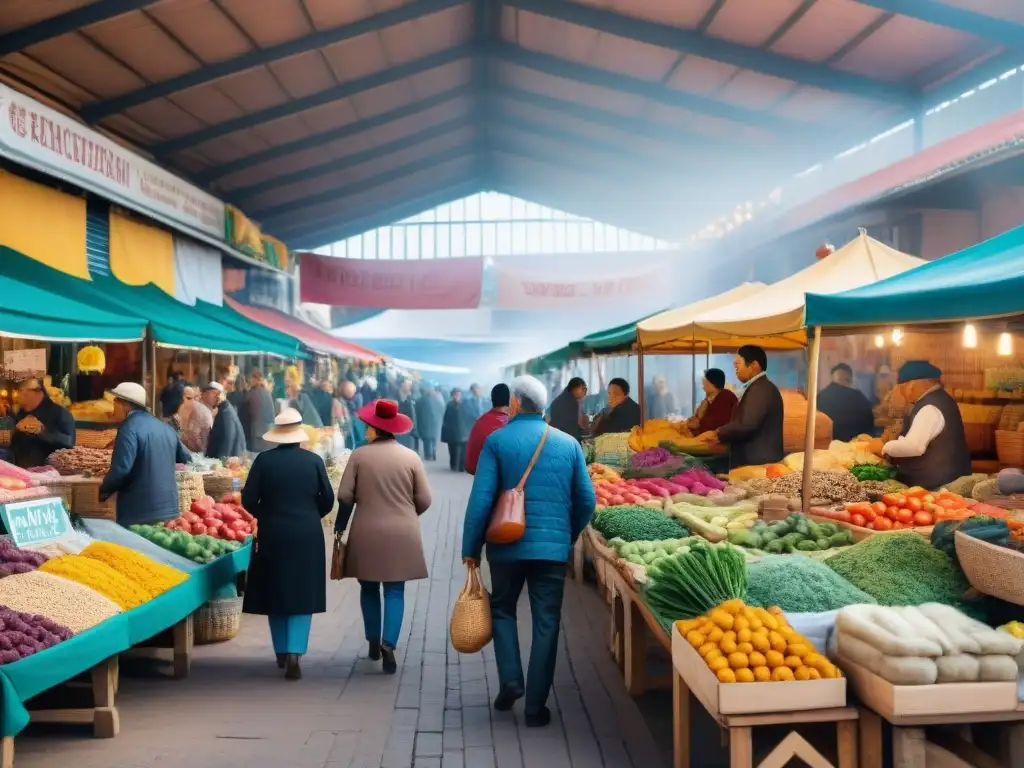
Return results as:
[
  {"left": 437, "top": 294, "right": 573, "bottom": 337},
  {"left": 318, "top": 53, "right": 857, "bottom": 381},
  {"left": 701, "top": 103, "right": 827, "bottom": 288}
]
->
[
  {"left": 108, "top": 382, "right": 147, "bottom": 409},
  {"left": 263, "top": 407, "right": 308, "bottom": 445}
]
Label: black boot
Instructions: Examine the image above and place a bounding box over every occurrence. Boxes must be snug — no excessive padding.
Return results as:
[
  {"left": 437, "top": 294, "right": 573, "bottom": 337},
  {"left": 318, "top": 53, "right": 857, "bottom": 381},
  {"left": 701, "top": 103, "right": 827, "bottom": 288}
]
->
[
  {"left": 381, "top": 643, "right": 397, "bottom": 675},
  {"left": 524, "top": 706, "right": 551, "bottom": 728},
  {"left": 368, "top": 639, "right": 382, "bottom": 661},
  {"left": 284, "top": 654, "right": 302, "bottom": 680},
  {"left": 493, "top": 683, "right": 524, "bottom": 712},
  {"left": 276, "top": 653, "right": 286, "bottom": 669}
]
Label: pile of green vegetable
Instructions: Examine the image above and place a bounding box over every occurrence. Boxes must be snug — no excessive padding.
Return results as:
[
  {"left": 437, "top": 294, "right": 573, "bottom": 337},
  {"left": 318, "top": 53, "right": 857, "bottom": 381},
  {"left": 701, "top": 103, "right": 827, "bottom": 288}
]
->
[
  {"left": 745, "top": 556, "right": 877, "bottom": 613},
  {"left": 665, "top": 501, "right": 758, "bottom": 541},
  {"left": 609, "top": 536, "right": 694, "bottom": 568},
  {"left": 727, "top": 514, "right": 854, "bottom": 553},
  {"left": 592, "top": 505, "right": 690, "bottom": 543},
  {"left": 931, "top": 515, "right": 1008, "bottom": 563},
  {"left": 643, "top": 540, "right": 748, "bottom": 621},
  {"left": 849, "top": 464, "right": 894, "bottom": 482},
  {"left": 825, "top": 532, "right": 969, "bottom": 607},
  {"left": 129, "top": 524, "right": 244, "bottom": 563}
]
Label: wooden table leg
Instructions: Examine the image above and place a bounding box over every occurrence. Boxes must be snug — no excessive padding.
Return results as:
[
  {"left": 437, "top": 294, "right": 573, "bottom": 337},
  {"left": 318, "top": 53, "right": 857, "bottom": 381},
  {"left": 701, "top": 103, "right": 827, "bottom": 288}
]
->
[
  {"left": 729, "top": 726, "right": 754, "bottom": 768},
  {"left": 572, "top": 538, "right": 584, "bottom": 584},
  {"left": 90, "top": 656, "right": 120, "bottom": 739},
  {"left": 623, "top": 597, "right": 647, "bottom": 696},
  {"left": 836, "top": 719, "right": 858, "bottom": 768},
  {"left": 892, "top": 727, "right": 927, "bottom": 768},
  {"left": 673, "top": 669, "right": 690, "bottom": 768},
  {"left": 172, "top": 615, "right": 194, "bottom": 679},
  {"left": 1002, "top": 721, "right": 1024, "bottom": 766},
  {"left": 610, "top": 586, "right": 624, "bottom": 668},
  {"left": 859, "top": 707, "right": 884, "bottom": 768},
  {"left": 0, "top": 737, "right": 12, "bottom": 768}
]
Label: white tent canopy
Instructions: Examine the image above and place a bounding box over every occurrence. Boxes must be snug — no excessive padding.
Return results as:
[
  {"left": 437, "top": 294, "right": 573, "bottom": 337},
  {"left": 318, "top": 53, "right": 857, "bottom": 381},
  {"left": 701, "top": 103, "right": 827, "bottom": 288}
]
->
[{"left": 636, "top": 282, "right": 767, "bottom": 351}]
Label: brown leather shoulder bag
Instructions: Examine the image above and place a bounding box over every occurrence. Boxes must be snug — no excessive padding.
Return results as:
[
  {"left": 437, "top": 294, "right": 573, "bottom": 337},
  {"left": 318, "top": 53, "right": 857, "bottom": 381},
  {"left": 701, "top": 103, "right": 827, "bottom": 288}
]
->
[{"left": 485, "top": 426, "right": 549, "bottom": 545}]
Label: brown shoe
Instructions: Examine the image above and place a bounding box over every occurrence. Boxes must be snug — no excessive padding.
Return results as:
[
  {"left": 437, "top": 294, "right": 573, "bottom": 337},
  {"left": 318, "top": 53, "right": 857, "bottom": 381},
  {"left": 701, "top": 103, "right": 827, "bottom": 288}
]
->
[{"left": 284, "top": 654, "right": 302, "bottom": 680}]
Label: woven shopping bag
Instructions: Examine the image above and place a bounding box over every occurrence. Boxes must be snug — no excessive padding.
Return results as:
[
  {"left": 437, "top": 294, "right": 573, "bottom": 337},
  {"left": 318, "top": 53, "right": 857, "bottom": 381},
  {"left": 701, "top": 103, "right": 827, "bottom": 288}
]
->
[{"left": 450, "top": 563, "right": 492, "bottom": 653}]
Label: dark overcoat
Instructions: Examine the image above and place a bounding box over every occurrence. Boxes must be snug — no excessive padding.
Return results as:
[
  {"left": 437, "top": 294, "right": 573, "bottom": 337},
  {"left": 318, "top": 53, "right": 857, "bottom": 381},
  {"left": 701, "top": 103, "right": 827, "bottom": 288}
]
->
[
  {"left": 717, "top": 375, "right": 785, "bottom": 469},
  {"left": 242, "top": 444, "right": 334, "bottom": 616}
]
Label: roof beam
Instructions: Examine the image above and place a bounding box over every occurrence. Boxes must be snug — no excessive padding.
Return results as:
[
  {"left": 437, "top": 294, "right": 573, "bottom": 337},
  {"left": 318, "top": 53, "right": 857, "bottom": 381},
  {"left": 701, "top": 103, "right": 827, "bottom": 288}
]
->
[
  {"left": 229, "top": 116, "right": 471, "bottom": 201},
  {"left": 0, "top": 0, "right": 158, "bottom": 56},
  {"left": 285, "top": 178, "right": 483, "bottom": 249},
  {"left": 505, "top": 0, "right": 915, "bottom": 104},
  {"left": 195, "top": 85, "right": 472, "bottom": 185},
  {"left": 254, "top": 144, "right": 476, "bottom": 224},
  {"left": 79, "top": 0, "right": 467, "bottom": 121},
  {"left": 152, "top": 44, "right": 475, "bottom": 155},
  {"left": 854, "top": 1, "right": 1024, "bottom": 46},
  {"left": 490, "top": 41, "right": 801, "bottom": 132}
]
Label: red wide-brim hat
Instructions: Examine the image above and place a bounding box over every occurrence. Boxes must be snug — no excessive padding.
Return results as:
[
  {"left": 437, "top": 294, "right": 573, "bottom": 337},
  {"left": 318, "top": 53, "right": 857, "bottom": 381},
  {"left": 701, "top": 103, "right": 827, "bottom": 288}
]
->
[{"left": 357, "top": 398, "right": 413, "bottom": 436}]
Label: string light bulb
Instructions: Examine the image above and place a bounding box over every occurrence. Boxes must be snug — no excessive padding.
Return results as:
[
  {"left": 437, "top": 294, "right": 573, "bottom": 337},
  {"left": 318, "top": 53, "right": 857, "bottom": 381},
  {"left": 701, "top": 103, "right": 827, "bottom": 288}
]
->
[
  {"left": 874, "top": 335, "right": 885, "bottom": 349},
  {"left": 891, "top": 328, "right": 904, "bottom": 346},
  {"left": 998, "top": 332, "right": 1013, "bottom": 357},
  {"left": 963, "top": 324, "right": 978, "bottom": 349}
]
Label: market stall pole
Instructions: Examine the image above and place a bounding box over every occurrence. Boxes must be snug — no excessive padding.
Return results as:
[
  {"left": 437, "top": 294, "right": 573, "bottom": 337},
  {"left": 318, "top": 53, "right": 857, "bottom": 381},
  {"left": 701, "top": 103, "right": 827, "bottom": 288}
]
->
[{"left": 801, "top": 327, "right": 822, "bottom": 515}]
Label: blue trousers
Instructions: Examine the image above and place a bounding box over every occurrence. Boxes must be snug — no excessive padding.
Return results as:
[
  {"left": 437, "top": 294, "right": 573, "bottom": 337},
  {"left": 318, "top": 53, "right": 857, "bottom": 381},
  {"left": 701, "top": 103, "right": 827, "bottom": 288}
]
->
[
  {"left": 359, "top": 581, "right": 405, "bottom": 648},
  {"left": 489, "top": 560, "right": 566, "bottom": 715},
  {"left": 268, "top": 614, "right": 312, "bottom": 655}
]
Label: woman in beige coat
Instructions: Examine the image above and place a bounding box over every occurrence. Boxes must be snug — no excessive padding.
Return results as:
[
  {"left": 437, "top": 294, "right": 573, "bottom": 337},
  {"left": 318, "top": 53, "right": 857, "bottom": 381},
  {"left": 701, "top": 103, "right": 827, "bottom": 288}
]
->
[{"left": 336, "top": 399, "right": 432, "bottom": 674}]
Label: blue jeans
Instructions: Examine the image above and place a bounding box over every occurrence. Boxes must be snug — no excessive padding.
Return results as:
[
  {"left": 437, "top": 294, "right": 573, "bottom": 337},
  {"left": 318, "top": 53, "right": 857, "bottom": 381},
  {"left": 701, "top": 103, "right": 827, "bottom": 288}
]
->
[
  {"left": 489, "top": 560, "right": 566, "bottom": 715},
  {"left": 359, "top": 581, "right": 405, "bottom": 648},
  {"left": 268, "top": 614, "right": 312, "bottom": 655}
]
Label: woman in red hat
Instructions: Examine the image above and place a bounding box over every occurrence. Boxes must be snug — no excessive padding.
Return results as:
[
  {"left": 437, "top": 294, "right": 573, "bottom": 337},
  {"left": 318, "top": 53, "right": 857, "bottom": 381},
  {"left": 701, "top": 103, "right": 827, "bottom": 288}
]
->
[{"left": 336, "top": 399, "right": 433, "bottom": 674}]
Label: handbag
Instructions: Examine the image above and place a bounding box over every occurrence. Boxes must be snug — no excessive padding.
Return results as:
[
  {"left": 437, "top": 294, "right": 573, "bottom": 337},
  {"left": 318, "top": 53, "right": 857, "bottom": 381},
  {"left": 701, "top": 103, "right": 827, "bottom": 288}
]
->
[
  {"left": 485, "top": 426, "right": 549, "bottom": 545},
  {"left": 329, "top": 532, "right": 346, "bottom": 581},
  {"left": 449, "top": 563, "right": 492, "bottom": 653}
]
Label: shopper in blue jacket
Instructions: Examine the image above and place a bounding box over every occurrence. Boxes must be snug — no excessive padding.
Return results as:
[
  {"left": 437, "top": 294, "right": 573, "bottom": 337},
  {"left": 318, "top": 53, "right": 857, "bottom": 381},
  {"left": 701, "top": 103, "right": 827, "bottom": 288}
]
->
[{"left": 461, "top": 375, "right": 595, "bottom": 728}]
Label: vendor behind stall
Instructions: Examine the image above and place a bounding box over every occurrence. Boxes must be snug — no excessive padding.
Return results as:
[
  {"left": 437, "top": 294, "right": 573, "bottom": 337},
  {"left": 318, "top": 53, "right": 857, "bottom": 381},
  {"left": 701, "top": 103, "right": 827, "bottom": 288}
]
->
[
  {"left": 817, "top": 362, "right": 876, "bottom": 442},
  {"left": 874, "top": 361, "right": 970, "bottom": 490},
  {"left": 11, "top": 378, "right": 75, "bottom": 469},
  {"left": 591, "top": 378, "right": 642, "bottom": 436},
  {"left": 100, "top": 382, "right": 191, "bottom": 527},
  {"left": 203, "top": 381, "right": 246, "bottom": 460},
  {"left": 698, "top": 346, "right": 783, "bottom": 468},
  {"left": 547, "top": 377, "right": 587, "bottom": 441},
  {"left": 686, "top": 368, "right": 738, "bottom": 435}
]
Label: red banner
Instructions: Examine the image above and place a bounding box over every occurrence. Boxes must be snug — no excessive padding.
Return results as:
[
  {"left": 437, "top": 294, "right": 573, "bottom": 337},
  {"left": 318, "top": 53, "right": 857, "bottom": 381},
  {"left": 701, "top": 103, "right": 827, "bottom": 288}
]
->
[{"left": 298, "top": 254, "right": 482, "bottom": 309}]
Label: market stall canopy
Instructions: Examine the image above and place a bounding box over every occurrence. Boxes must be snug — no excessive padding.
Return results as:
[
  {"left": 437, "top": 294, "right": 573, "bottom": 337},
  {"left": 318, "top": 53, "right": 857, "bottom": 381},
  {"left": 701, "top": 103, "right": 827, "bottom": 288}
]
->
[
  {"left": 805, "top": 225, "right": 1024, "bottom": 332},
  {"left": 0, "top": 247, "right": 145, "bottom": 343},
  {"left": 226, "top": 299, "right": 381, "bottom": 362},
  {"left": 636, "top": 283, "right": 768, "bottom": 352},
  {"left": 688, "top": 232, "right": 924, "bottom": 349}
]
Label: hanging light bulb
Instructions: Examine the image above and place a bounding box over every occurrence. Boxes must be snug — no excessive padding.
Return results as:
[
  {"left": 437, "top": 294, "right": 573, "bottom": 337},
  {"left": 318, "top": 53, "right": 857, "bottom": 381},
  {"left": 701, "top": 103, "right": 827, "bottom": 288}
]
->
[
  {"left": 963, "top": 324, "right": 978, "bottom": 349},
  {"left": 891, "top": 328, "right": 904, "bottom": 346},
  {"left": 874, "top": 335, "right": 885, "bottom": 349},
  {"left": 998, "top": 332, "right": 1013, "bottom": 357}
]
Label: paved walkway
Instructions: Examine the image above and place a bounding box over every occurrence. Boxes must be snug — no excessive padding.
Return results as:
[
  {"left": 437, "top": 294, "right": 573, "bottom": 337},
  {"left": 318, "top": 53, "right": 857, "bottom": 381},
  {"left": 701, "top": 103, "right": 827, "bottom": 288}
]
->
[{"left": 14, "top": 459, "right": 668, "bottom": 768}]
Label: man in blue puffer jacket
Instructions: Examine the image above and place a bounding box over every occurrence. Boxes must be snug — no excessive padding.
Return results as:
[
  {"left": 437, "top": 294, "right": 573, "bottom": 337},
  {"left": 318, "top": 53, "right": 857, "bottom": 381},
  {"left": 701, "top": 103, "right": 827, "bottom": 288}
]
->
[{"left": 462, "top": 375, "right": 595, "bottom": 727}]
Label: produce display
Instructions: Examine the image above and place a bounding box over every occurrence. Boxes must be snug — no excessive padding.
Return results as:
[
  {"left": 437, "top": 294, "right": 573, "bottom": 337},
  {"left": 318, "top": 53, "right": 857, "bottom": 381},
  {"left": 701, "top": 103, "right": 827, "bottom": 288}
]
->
[
  {"left": 48, "top": 446, "right": 112, "bottom": 476},
  {"left": 631, "top": 447, "right": 674, "bottom": 468},
  {"left": 593, "top": 478, "right": 660, "bottom": 508},
  {"left": 824, "top": 533, "right": 969, "bottom": 608},
  {"left": 592, "top": 505, "right": 690, "bottom": 543},
  {"left": 40, "top": 554, "right": 152, "bottom": 610},
  {"left": 728, "top": 464, "right": 791, "bottom": 482},
  {"left": 745, "top": 556, "right": 876, "bottom": 614},
  {"left": 164, "top": 495, "right": 255, "bottom": 541},
  {"left": 588, "top": 463, "right": 622, "bottom": 484},
  {"left": 0, "top": 570, "right": 121, "bottom": 634},
  {"left": 781, "top": 439, "right": 883, "bottom": 472},
  {"left": 80, "top": 541, "right": 189, "bottom": 599},
  {"left": 643, "top": 540, "right": 747, "bottom": 621},
  {"left": 823, "top": 487, "right": 994, "bottom": 532},
  {"left": 771, "top": 470, "right": 865, "bottom": 503},
  {"left": 609, "top": 536, "right": 698, "bottom": 568},
  {"left": 835, "top": 603, "right": 1022, "bottom": 684},
  {"left": 943, "top": 473, "right": 991, "bottom": 498},
  {"left": 727, "top": 514, "right": 854, "bottom": 553},
  {"left": 0, "top": 539, "right": 48, "bottom": 573},
  {"left": 666, "top": 502, "right": 758, "bottom": 542},
  {"left": 129, "top": 524, "right": 245, "bottom": 563},
  {"left": 849, "top": 464, "right": 895, "bottom": 482},
  {"left": 676, "top": 600, "right": 842, "bottom": 683},
  {"left": 0, "top": 607, "right": 73, "bottom": 664}
]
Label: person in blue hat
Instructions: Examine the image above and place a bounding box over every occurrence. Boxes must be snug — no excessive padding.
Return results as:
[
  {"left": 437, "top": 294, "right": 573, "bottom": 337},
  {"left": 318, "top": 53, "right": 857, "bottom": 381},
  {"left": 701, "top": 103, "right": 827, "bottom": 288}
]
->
[{"left": 878, "top": 361, "right": 970, "bottom": 490}]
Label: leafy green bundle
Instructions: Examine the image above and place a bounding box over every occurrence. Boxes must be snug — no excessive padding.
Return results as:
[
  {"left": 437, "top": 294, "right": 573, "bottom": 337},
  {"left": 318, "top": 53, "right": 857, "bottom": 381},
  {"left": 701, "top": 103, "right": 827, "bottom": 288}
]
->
[{"left": 642, "top": 541, "right": 747, "bottom": 620}]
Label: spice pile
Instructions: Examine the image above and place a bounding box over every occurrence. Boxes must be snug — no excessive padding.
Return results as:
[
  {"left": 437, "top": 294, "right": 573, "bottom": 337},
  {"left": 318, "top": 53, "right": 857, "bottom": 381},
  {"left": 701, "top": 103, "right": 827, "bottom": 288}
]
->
[
  {"left": 0, "top": 571, "right": 122, "bottom": 634},
  {"left": 80, "top": 541, "right": 189, "bottom": 599},
  {"left": 40, "top": 555, "right": 152, "bottom": 610}
]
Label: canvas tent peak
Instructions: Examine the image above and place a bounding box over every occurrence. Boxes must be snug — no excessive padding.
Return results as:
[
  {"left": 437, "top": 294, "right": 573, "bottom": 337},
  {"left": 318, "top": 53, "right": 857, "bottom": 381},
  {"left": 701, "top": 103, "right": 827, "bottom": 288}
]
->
[{"left": 636, "top": 282, "right": 768, "bottom": 352}]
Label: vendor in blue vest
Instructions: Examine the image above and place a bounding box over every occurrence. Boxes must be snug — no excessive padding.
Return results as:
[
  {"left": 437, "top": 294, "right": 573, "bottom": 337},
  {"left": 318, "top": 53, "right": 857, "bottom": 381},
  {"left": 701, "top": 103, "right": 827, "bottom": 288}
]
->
[{"left": 879, "top": 361, "right": 970, "bottom": 490}]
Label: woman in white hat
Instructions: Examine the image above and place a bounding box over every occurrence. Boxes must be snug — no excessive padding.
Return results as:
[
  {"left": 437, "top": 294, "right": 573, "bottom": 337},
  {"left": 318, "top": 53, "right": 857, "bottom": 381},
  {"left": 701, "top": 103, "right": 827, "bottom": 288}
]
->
[
  {"left": 100, "top": 382, "right": 192, "bottom": 527},
  {"left": 241, "top": 408, "right": 334, "bottom": 680}
]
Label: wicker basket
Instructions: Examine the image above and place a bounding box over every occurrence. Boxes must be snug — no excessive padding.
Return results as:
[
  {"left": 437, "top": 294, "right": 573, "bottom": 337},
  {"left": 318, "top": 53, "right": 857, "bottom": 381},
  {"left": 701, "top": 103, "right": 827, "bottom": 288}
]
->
[
  {"left": 450, "top": 565, "right": 492, "bottom": 654},
  {"left": 995, "top": 430, "right": 1024, "bottom": 467},
  {"left": 194, "top": 597, "right": 243, "bottom": 644},
  {"left": 75, "top": 428, "right": 118, "bottom": 449},
  {"left": 39, "top": 481, "right": 73, "bottom": 510},
  {"left": 176, "top": 471, "right": 205, "bottom": 516},
  {"left": 202, "top": 475, "right": 237, "bottom": 501},
  {"left": 954, "top": 531, "right": 1024, "bottom": 605},
  {"left": 72, "top": 480, "right": 116, "bottom": 520}
]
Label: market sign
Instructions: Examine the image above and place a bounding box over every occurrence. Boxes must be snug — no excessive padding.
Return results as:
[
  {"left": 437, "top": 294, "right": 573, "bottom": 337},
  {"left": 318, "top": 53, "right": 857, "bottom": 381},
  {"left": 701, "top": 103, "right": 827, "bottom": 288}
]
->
[
  {"left": 0, "top": 496, "right": 70, "bottom": 548},
  {"left": 0, "top": 84, "right": 224, "bottom": 240},
  {"left": 492, "top": 264, "right": 674, "bottom": 310},
  {"left": 2, "top": 348, "right": 46, "bottom": 379}
]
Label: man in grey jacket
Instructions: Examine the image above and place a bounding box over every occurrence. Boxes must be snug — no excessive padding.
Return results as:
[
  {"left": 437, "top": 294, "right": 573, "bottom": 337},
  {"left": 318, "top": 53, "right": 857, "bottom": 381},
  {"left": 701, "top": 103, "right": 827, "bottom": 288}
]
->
[{"left": 202, "top": 382, "right": 247, "bottom": 459}]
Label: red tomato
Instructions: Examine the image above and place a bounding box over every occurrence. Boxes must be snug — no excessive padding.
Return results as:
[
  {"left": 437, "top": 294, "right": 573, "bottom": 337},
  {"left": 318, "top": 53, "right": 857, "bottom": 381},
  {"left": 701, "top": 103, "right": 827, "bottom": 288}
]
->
[
  {"left": 871, "top": 501, "right": 887, "bottom": 517},
  {"left": 905, "top": 486, "right": 928, "bottom": 499},
  {"left": 913, "top": 510, "right": 933, "bottom": 526},
  {"left": 885, "top": 506, "right": 901, "bottom": 521},
  {"left": 873, "top": 516, "right": 893, "bottom": 531},
  {"left": 896, "top": 508, "right": 915, "bottom": 524},
  {"left": 881, "top": 493, "right": 903, "bottom": 507},
  {"left": 845, "top": 502, "right": 871, "bottom": 513},
  {"left": 835, "top": 509, "right": 852, "bottom": 523},
  {"left": 851, "top": 513, "right": 867, "bottom": 528},
  {"left": 862, "top": 507, "right": 877, "bottom": 522},
  {"left": 906, "top": 497, "right": 923, "bottom": 512},
  {"left": 892, "top": 522, "right": 905, "bottom": 530},
  {"left": 921, "top": 494, "right": 935, "bottom": 504},
  {"left": 192, "top": 523, "right": 207, "bottom": 535}
]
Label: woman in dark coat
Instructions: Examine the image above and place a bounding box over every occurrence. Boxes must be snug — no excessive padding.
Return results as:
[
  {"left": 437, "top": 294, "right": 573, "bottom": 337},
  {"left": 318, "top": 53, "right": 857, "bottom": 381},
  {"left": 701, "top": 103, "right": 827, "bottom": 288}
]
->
[{"left": 242, "top": 407, "right": 334, "bottom": 680}]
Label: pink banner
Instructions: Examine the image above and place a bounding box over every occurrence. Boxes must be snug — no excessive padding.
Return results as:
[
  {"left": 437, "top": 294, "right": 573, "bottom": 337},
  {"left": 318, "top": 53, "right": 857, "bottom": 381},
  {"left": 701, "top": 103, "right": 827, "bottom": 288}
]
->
[
  {"left": 494, "top": 265, "right": 667, "bottom": 310},
  {"left": 298, "top": 254, "right": 483, "bottom": 309}
]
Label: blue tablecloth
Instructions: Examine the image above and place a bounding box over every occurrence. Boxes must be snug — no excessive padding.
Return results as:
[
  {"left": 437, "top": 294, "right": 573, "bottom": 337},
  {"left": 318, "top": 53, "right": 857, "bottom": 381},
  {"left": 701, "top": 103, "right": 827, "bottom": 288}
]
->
[{"left": 0, "top": 539, "right": 251, "bottom": 736}]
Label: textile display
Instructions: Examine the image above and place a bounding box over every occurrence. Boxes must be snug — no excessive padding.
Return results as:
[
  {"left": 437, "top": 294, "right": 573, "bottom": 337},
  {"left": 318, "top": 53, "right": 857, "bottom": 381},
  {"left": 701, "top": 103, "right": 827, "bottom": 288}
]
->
[
  {"left": 0, "top": 171, "right": 88, "bottom": 279},
  {"left": 173, "top": 237, "right": 223, "bottom": 306},
  {"left": 110, "top": 213, "right": 175, "bottom": 296}
]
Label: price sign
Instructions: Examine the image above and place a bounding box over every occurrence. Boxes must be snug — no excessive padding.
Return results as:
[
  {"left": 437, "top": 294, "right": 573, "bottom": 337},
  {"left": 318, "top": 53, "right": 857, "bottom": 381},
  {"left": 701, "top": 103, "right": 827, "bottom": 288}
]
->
[
  {"left": 0, "top": 497, "right": 71, "bottom": 548},
  {"left": 2, "top": 349, "right": 46, "bottom": 378}
]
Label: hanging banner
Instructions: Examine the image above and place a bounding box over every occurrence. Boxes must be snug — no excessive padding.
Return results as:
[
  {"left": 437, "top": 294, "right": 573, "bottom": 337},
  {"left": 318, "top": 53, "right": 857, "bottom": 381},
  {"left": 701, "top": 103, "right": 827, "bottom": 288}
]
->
[
  {"left": 0, "top": 84, "right": 224, "bottom": 239},
  {"left": 298, "top": 253, "right": 482, "bottom": 309}
]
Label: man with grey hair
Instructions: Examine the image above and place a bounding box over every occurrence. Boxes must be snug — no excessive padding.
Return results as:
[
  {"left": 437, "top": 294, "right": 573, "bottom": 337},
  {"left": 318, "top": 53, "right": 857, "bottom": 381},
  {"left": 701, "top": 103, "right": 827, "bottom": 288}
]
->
[{"left": 462, "top": 375, "right": 595, "bottom": 727}]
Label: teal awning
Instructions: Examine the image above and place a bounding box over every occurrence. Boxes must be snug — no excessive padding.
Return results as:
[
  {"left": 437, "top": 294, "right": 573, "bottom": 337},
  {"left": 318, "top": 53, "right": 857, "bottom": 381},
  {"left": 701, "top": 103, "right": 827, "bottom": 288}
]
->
[
  {"left": 0, "top": 247, "right": 145, "bottom": 342},
  {"left": 805, "top": 225, "right": 1024, "bottom": 330}
]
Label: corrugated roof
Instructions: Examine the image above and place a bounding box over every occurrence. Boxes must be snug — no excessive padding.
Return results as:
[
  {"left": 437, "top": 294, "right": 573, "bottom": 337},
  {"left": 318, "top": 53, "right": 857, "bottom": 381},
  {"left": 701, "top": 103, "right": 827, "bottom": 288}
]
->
[{"left": 0, "top": 0, "right": 1015, "bottom": 246}]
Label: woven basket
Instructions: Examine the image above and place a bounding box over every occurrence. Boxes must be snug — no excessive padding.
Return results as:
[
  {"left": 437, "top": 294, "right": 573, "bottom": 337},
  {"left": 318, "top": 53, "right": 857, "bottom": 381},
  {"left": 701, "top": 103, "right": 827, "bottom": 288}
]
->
[
  {"left": 194, "top": 597, "right": 243, "bottom": 644},
  {"left": 75, "top": 428, "right": 118, "bottom": 449},
  {"left": 202, "top": 475, "right": 236, "bottom": 501},
  {"left": 72, "top": 480, "right": 116, "bottom": 520},
  {"left": 39, "top": 481, "right": 73, "bottom": 510},
  {"left": 176, "top": 471, "right": 205, "bottom": 516},
  {"left": 450, "top": 565, "right": 492, "bottom": 653},
  {"left": 995, "top": 430, "right": 1024, "bottom": 467},
  {"left": 954, "top": 531, "right": 1024, "bottom": 605}
]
